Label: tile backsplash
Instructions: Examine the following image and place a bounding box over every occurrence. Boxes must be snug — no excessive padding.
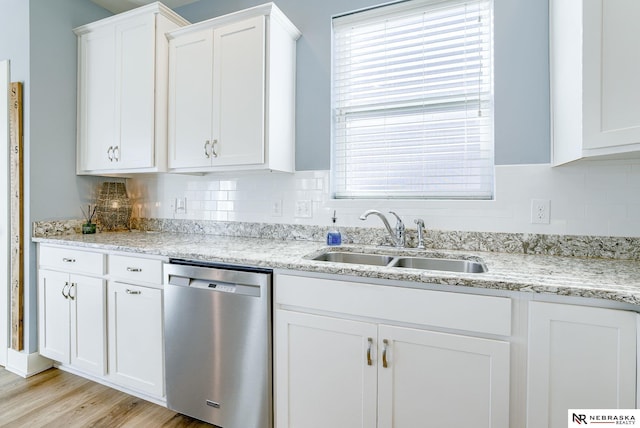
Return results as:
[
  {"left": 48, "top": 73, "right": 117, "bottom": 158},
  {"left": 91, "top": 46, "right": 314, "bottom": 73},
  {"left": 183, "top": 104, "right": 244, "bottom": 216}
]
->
[{"left": 127, "top": 159, "right": 640, "bottom": 238}]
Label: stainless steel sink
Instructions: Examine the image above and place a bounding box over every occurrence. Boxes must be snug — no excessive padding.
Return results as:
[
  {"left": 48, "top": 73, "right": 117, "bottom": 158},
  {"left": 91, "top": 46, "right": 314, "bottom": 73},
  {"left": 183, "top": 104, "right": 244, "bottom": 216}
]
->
[
  {"left": 310, "top": 250, "right": 487, "bottom": 273},
  {"left": 389, "top": 256, "right": 487, "bottom": 273},
  {"left": 311, "top": 251, "right": 395, "bottom": 266}
]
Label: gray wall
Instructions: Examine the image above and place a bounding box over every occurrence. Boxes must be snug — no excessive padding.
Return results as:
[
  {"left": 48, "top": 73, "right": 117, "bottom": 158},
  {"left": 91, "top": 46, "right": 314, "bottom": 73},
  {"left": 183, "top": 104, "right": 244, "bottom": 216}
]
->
[
  {"left": 0, "top": 0, "right": 109, "bottom": 353},
  {"left": 25, "top": 0, "right": 110, "bottom": 352},
  {"left": 176, "top": 0, "right": 551, "bottom": 169}
]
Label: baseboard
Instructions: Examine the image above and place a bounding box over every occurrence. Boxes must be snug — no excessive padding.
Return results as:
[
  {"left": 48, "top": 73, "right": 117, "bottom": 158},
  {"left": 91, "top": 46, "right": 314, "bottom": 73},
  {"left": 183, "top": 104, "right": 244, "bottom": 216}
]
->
[
  {"left": 55, "top": 364, "right": 167, "bottom": 407},
  {"left": 5, "top": 349, "right": 53, "bottom": 378}
]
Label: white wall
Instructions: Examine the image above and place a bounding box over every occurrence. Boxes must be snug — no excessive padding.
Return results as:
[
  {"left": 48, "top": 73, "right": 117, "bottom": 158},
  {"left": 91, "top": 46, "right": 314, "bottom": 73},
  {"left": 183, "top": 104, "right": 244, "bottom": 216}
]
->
[{"left": 129, "top": 158, "right": 640, "bottom": 238}]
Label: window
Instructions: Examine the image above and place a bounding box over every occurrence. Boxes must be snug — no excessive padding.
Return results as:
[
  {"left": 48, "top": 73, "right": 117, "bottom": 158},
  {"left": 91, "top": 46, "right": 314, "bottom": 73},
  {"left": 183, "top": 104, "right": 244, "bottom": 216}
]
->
[{"left": 332, "top": 0, "right": 494, "bottom": 199}]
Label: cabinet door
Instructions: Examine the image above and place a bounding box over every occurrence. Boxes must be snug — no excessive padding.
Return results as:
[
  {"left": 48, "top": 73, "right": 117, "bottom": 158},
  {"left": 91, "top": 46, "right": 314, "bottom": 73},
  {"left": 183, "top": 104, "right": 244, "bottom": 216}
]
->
[
  {"left": 168, "top": 29, "right": 214, "bottom": 169},
  {"left": 38, "top": 270, "right": 71, "bottom": 364},
  {"left": 79, "top": 27, "right": 116, "bottom": 171},
  {"left": 115, "top": 14, "right": 155, "bottom": 169},
  {"left": 377, "top": 325, "right": 510, "bottom": 428},
  {"left": 527, "top": 301, "right": 636, "bottom": 428},
  {"left": 275, "top": 310, "right": 377, "bottom": 428},
  {"left": 583, "top": 0, "right": 640, "bottom": 151},
  {"left": 211, "top": 16, "right": 265, "bottom": 167},
  {"left": 108, "top": 282, "right": 164, "bottom": 397},
  {"left": 70, "top": 274, "right": 106, "bottom": 376}
]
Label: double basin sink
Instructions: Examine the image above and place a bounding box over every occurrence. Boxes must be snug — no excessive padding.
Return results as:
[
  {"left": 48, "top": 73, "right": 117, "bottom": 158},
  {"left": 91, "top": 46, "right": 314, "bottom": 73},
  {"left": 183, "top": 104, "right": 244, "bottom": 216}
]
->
[{"left": 310, "top": 250, "right": 487, "bottom": 274}]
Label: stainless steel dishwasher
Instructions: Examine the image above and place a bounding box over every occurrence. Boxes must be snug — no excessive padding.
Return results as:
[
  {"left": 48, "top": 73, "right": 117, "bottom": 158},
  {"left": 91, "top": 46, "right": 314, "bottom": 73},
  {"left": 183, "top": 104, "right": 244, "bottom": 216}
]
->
[{"left": 164, "top": 259, "right": 273, "bottom": 428}]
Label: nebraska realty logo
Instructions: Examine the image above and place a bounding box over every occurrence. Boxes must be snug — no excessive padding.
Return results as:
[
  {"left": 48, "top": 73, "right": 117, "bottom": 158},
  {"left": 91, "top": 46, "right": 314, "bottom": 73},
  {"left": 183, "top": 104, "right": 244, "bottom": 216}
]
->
[{"left": 569, "top": 409, "right": 639, "bottom": 425}]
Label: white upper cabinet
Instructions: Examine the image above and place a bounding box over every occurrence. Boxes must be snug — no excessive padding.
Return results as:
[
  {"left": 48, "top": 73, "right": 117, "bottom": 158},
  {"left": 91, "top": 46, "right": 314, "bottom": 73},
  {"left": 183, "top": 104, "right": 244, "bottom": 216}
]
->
[
  {"left": 167, "top": 3, "right": 300, "bottom": 173},
  {"left": 75, "top": 3, "right": 189, "bottom": 175},
  {"left": 551, "top": 0, "right": 640, "bottom": 165}
]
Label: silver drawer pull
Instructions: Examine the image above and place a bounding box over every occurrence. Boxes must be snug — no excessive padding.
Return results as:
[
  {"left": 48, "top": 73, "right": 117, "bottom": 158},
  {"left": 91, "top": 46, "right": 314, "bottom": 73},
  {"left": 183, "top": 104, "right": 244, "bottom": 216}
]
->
[
  {"left": 206, "top": 400, "right": 220, "bottom": 408},
  {"left": 62, "top": 258, "right": 76, "bottom": 263},
  {"left": 125, "top": 289, "right": 141, "bottom": 295},
  {"left": 126, "top": 267, "right": 142, "bottom": 272}
]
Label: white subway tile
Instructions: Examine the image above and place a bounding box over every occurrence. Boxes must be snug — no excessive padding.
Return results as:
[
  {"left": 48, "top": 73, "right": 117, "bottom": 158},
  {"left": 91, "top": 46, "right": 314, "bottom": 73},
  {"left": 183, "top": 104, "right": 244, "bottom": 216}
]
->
[
  {"left": 202, "top": 200, "right": 217, "bottom": 211},
  {"left": 127, "top": 162, "right": 640, "bottom": 237},
  {"left": 217, "top": 201, "right": 235, "bottom": 211},
  {"left": 209, "top": 191, "right": 228, "bottom": 201},
  {"left": 220, "top": 180, "right": 237, "bottom": 191}
]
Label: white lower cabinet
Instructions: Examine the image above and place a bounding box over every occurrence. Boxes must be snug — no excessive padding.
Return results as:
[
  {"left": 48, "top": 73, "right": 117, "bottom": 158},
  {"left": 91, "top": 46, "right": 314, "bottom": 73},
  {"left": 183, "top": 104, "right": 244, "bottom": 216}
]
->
[
  {"left": 275, "top": 311, "right": 377, "bottom": 428},
  {"left": 38, "top": 269, "right": 107, "bottom": 376},
  {"left": 527, "top": 301, "right": 637, "bottom": 428},
  {"left": 377, "top": 324, "right": 510, "bottom": 428},
  {"left": 274, "top": 274, "right": 511, "bottom": 428},
  {"left": 107, "top": 281, "right": 164, "bottom": 397},
  {"left": 38, "top": 245, "right": 107, "bottom": 377},
  {"left": 38, "top": 244, "right": 165, "bottom": 401}
]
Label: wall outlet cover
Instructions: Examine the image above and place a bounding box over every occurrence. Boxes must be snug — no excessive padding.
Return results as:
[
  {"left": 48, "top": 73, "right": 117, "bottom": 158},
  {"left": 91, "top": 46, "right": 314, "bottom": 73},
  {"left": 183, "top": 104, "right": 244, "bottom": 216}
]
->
[
  {"left": 271, "top": 199, "right": 283, "bottom": 217},
  {"left": 294, "top": 200, "right": 313, "bottom": 218},
  {"left": 531, "top": 199, "right": 550, "bottom": 224},
  {"left": 175, "top": 197, "right": 187, "bottom": 214}
]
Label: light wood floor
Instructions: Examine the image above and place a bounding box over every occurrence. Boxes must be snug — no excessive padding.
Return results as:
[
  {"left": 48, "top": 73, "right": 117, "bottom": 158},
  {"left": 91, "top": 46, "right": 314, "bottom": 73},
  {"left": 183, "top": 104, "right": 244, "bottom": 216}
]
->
[{"left": 0, "top": 366, "right": 213, "bottom": 427}]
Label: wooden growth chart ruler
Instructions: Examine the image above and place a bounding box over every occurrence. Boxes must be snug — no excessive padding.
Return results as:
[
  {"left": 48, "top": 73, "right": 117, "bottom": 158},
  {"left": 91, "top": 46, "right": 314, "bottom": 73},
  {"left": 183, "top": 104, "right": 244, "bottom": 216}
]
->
[{"left": 9, "top": 82, "right": 23, "bottom": 351}]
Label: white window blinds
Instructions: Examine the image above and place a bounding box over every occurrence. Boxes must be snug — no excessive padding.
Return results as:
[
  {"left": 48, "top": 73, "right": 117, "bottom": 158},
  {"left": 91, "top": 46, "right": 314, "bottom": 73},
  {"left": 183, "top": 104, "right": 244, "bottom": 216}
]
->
[{"left": 332, "top": 0, "right": 494, "bottom": 199}]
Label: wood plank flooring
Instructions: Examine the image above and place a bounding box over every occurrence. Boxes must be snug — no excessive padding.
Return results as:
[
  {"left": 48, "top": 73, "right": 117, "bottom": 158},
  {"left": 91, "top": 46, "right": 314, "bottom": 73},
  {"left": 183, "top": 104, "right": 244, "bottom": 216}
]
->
[{"left": 0, "top": 366, "right": 213, "bottom": 427}]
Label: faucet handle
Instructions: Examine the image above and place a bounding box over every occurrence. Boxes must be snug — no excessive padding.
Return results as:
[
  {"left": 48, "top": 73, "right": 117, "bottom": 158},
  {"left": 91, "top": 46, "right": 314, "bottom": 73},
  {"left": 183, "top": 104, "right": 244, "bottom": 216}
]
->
[
  {"left": 414, "top": 218, "right": 426, "bottom": 249},
  {"left": 388, "top": 211, "right": 404, "bottom": 230}
]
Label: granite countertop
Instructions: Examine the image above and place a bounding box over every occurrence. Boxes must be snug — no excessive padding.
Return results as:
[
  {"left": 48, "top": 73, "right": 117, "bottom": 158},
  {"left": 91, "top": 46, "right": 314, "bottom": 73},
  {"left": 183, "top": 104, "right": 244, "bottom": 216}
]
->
[{"left": 33, "top": 230, "right": 640, "bottom": 306}]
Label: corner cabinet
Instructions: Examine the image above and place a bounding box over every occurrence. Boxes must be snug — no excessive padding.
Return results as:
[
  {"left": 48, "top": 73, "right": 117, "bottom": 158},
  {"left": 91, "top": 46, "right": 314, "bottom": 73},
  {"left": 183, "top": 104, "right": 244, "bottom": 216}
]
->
[
  {"left": 527, "top": 301, "right": 637, "bottom": 428},
  {"left": 74, "top": 3, "right": 189, "bottom": 175},
  {"left": 551, "top": 0, "right": 640, "bottom": 165},
  {"left": 274, "top": 274, "right": 511, "bottom": 428},
  {"left": 167, "top": 3, "right": 300, "bottom": 173}
]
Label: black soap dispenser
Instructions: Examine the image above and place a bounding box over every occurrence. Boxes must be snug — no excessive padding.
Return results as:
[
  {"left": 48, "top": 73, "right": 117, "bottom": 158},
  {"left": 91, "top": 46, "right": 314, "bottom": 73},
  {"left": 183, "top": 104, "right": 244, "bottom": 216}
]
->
[{"left": 327, "top": 210, "right": 342, "bottom": 246}]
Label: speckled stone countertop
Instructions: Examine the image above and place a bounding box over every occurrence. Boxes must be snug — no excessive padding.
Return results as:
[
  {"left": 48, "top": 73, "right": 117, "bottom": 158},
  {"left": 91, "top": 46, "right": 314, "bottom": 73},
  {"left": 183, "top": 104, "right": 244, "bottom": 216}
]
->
[{"left": 32, "top": 230, "right": 640, "bottom": 307}]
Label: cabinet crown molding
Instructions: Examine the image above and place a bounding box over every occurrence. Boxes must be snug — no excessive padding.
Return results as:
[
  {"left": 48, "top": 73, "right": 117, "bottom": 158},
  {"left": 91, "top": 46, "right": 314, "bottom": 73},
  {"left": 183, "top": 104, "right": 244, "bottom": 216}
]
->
[
  {"left": 74, "top": 1, "right": 190, "bottom": 35},
  {"left": 166, "top": 2, "right": 301, "bottom": 41}
]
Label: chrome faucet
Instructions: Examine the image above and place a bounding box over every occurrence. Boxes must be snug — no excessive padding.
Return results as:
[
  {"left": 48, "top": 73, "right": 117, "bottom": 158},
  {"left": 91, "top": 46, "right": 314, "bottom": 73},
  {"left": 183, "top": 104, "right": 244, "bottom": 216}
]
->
[
  {"left": 414, "top": 219, "right": 426, "bottom": 249},
  {"left": 359, "top": 209, "right": 406, "bottom": 247}
]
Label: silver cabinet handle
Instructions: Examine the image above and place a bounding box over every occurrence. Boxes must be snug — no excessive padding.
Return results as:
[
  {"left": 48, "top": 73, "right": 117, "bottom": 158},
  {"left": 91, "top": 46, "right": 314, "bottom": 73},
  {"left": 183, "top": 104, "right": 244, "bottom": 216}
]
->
[
  {"left": 62, "top": 258, "right": 76, "bottom": 263},
  {"left": 68, "top": 283, "right": 76, "bottom": 301},
  {"left": 113, "top": 145, "right": 120, "bottom": 162},
  {"left": 382, "top": 339, "right": 389, "bottom": 368},
  {"left": 126, "top": 267, "right": 142, "bottom": 272},
  {"left": 204, "top": 140, "right": 211, "bottom": 158},
  {"left": 211, "top": 139, "right": 218, "bottom": 158},
  {"left": 367, "top": 337, "right": 373, "bottom": 366},
  {"left": 107, "top": 146, "right": 114, "bottom": 161},
  {"left": 62, "top": 281, "right": 70, "bottom": 299},
  {"left": 126, "top": 289, "right": 141, "bottom": 295}
]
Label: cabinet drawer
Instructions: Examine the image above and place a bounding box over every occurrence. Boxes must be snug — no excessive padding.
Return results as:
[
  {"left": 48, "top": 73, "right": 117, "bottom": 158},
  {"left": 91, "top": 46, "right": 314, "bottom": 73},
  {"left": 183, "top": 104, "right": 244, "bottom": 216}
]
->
[
  {"left": 109, "top": 254, "right": 162, "bottom": 285},
  {"left": 39, "top": 245, "right": 104, "bottom": 276},
  {"left": 275, "top": 274, "right": 512, "bottom": 336}
]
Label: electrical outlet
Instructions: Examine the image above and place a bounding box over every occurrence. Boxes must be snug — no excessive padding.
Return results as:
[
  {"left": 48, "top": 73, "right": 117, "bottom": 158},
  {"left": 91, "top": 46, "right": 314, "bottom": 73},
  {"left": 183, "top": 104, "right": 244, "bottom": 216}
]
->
[
  {"left": 294, "top": 200, "right": 312, "bottom": 218},
  {"left": 271, "top": 199, "right": 283, "bottom": 217},
  {"left": 175, "top": 197, "right": 187, "bottom": 214},
  {"left": 531, "top": 199, "right": 550, "bottom": 224}
]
